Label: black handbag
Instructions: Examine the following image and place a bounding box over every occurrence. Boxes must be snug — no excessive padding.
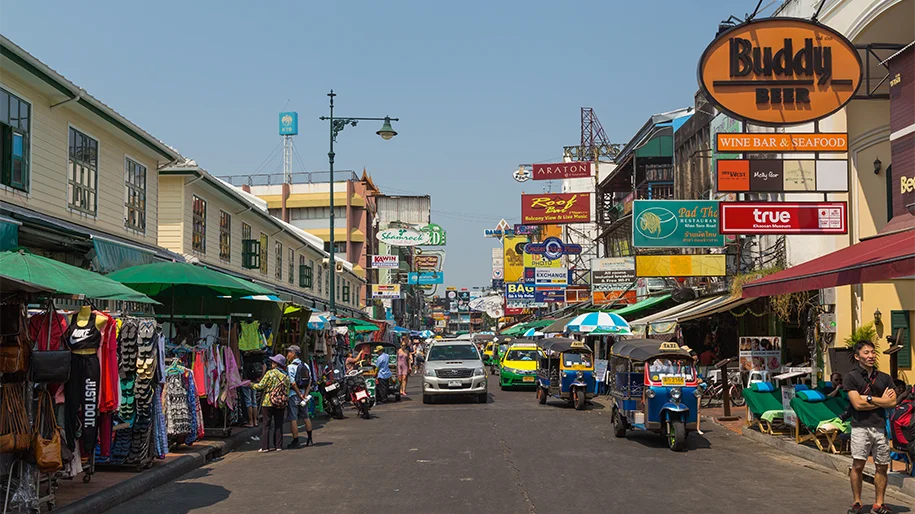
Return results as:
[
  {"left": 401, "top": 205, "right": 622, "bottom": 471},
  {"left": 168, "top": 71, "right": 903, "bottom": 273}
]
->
[{"left": 29, "top": 350, "right": 71, "bottom": 383}]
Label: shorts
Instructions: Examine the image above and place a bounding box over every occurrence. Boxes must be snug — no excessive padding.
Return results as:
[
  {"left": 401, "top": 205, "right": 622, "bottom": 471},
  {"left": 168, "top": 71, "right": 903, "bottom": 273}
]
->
[
  {"left": 286, "top": 394, "right": 314, "bottom": 421},
  {"left": 850, "top": 426, "right": 891, "bottom": 465},
  {"left": 241, "top": 387, "right": 257, "bottom": 409}
]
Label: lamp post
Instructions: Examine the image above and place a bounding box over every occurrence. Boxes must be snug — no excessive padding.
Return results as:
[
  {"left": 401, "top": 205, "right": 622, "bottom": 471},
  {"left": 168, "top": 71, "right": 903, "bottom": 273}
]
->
[{"left": 319, "top": 90, "right": 398, "bottom": 314}]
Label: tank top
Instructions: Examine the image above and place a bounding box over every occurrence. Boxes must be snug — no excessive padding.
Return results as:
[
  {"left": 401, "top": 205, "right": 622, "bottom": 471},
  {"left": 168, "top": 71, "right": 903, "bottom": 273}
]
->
[{"left": 65, "top": 312, "right": 102, "bottom": 350}]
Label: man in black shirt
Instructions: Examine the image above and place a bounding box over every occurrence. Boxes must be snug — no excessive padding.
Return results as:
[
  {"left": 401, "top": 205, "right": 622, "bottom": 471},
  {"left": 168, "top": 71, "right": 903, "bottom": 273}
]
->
[{"left": 843, "top": 340, "right": 897, "bottom": 514}]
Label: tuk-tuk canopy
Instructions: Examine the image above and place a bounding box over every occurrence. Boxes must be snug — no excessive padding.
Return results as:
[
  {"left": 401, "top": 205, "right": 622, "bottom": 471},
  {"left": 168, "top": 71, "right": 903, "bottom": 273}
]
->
[
  {"left": 610, "top": 339, "right": 690, "bottom": 362},
  {"left": 537, "top": 337, "right": 589, "bottom": 353},
  {"left": 471, "top": 334, "right": 495, "bottom": 342}
]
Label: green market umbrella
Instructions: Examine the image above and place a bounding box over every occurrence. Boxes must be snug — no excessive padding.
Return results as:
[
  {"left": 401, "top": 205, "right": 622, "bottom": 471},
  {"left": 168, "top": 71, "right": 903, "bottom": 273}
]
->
[
  {"left": 335, "top": 317, "right": 379, "bottom": 333},
  {"left": 0, "top": 250, "right": 157, "bottom": 303},
  {"left": 107, "top": 262, "right": 273, "bottom": 298}
]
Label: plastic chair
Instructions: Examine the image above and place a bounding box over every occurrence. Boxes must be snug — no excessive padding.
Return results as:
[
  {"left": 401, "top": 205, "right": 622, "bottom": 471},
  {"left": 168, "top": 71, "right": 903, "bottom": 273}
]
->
[{"left": 747, "top": 370, "right": 769, "bottom": 386}]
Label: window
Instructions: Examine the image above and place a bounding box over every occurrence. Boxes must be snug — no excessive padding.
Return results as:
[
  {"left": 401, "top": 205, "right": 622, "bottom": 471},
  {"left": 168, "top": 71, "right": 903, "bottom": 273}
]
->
[
  {"left": 325, "top": 241, "right": 346, "bottom": 254},
  {"left": 68, "top": 127, "right": 98, "bottom": 214},
  {"left": 241, "top": 223, "right": 260, "bottom": 269},
  {"left": 259, "top": 233, "right": 268, "bottom": 275},
  {"left": 219, "top": 210, "right": 231, "bottom": 262},
  {"left": 275, "top": 241, "right": 283, "bottom": 281},
  {"left": 288, "top": 248, "right": 294, "bottom": 284},
  {"left": 343, "top": 281, "right": 351, "bottom": 303},
  {"left": 336, "top": 277, "right": 341, "bottom": 301},
  {"left": 299, "top": 255, "right": 313, "bottom": 288},
  {"left": 191, "top": 195, "right": 206, "bottom": 253},
  {"left": 317, "top": 265, "right": 323, "bottom": 295},
  {"left": 324, "top": 270, "right": 329, "bottom": 298},
  {"left": 124, "top": 157, "right": 147, "bottom": 231},
  {"left": 1, "top": 87, "right": 31, "bottom": 191}
]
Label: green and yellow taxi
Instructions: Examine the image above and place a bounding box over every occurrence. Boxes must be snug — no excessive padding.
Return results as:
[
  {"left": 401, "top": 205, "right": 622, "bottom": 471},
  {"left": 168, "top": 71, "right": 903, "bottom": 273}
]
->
[{"left": 499, "top": 344, "right": 541, "bottom": 389}]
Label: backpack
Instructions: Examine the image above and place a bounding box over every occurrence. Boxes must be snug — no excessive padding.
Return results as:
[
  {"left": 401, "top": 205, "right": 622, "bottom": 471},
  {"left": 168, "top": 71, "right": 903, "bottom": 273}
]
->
[
  {"left": 889, "top": 397, "right": 915, "bottom": 451},
  {"left": 269, "top": 382, "right": 288, "bottom": 408},
  {"left": 292, "top": 361, "right": 311, "bottom": 390}
]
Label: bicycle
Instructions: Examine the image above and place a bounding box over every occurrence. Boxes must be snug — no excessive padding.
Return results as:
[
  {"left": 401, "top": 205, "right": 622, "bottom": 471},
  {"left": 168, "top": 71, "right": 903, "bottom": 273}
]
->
[{"left": 699, "top": 370, "right": 746, "bottom": 408}]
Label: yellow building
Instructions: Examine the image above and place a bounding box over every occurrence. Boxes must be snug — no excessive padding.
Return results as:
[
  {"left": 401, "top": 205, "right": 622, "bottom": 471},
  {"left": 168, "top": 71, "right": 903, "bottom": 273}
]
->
[{"left": 157, "top": 161, "right": 366, "bottom": 315}]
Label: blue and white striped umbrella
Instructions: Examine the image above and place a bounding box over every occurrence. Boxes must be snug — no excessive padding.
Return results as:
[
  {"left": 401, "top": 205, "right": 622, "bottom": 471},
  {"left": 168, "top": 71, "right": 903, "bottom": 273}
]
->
[
  {"left": 420, "top": 330, "right": 434, "bottom": 338},
  {"left": 308, "top": 313, "right": 329, "bottom": 330},
  {"left": 565, "top": 311, "right": 631, "bottom": 335},
  {"left": 523, "top": 328, "right": 544, "bottom": 338}
]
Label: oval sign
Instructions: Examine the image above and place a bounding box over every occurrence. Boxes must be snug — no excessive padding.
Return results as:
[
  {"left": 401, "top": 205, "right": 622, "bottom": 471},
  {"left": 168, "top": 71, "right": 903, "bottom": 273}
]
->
[
  {"left": 376, "top": 228, "right": 430, "bottom": 246},
  {"left": 698, "top": 18, "right": 861, "bottom": 126}
]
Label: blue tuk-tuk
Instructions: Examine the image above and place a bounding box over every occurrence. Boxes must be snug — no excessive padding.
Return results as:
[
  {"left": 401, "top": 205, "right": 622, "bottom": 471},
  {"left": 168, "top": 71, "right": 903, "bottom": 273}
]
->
[
  {"left": 535, "top": 338, "right": 595, "bottom": 410},
  {"left": 609, "top": 340, "right": 699, "bottom": 451}
]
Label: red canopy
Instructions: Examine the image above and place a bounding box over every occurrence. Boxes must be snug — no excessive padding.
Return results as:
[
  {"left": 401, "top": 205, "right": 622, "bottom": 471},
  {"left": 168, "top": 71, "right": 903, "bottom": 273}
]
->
[{"left": 742, "top": 229, "right": 915, "bottom": 298}]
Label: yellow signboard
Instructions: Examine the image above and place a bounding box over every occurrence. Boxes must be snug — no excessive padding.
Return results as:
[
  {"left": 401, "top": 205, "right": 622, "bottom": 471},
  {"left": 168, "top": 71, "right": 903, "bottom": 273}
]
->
[
  {"left": 523, "top": 252, "right": 562, "bottom": 268},
  {"left": 503, "top": 235, "right": 527, "bottom": 283},
  {"left": 636, "top": 255, "right": 726, "bottom": 277}
]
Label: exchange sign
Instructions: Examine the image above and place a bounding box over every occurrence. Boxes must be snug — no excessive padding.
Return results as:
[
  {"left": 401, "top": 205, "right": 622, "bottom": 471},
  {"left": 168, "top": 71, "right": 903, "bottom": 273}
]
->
[
  {"left": 534, "top": 267, "right": 568, "bottom": 286},
  {"left": 719, "top": 201, "right": 847, "bottom": 235},
  {"left": 371, "top": 255, "right": 399, "bottom": 269},
  {"left": 632, "top": 200, "right": 724, "bottom": 248},
  {"left": 521, "top": 193, "right": 591, "bottom": 225}
]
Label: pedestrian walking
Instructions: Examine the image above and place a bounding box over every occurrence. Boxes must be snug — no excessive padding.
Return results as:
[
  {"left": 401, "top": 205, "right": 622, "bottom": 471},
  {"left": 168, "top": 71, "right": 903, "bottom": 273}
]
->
[
  {"left": 398, "top": 339, "right": 411, "bottom": 396},
  {"left": 844, "top": 340, "right": 897, "bottom": 514},
  {"left": 252, "top": 354, "right": 291, "bottom": 453},
  {"left": 241, "top": 357, "right": 264, "bottom": 428},
  {"left": 284, "top": 345, "right": 314, "bottom": 448},
  {"left": 374, "top": 345, "right": 392, "bottom": 403}
]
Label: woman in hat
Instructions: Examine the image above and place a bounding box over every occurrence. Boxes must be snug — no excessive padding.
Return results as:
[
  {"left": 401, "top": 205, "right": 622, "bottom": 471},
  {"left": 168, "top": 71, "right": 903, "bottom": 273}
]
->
[{"left": 252, "top": 354, "right": 291, "bottom": 452}]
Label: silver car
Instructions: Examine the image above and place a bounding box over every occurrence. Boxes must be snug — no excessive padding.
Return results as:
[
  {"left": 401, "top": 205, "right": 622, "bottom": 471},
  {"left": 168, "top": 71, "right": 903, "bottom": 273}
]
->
[{"left": 422, "top": 340, "right": 488, "bottom": 404}]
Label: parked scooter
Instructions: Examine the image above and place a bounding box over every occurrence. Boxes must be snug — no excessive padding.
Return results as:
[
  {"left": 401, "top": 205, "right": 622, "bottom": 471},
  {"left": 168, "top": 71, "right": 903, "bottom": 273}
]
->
[
  {"left": 320, "top": 367, "right": 345, "bottom": 419},
  {"left": 345, "top": 369, "right": 372, "bottom": 419}
]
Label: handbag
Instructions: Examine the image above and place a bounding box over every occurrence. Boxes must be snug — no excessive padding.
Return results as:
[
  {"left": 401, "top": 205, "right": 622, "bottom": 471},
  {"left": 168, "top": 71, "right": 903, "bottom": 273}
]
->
[
  {"left": 30, "top": 350, "right": 71, "bottom": 383},
  {"left": 33, "top": 390, "right": 63, "bottom": 472},
  {"left": 0, "top": 335, "right": 29, "bottom": 374},
  {"left": 0, "top": 384, "right": 31, "bottom": 453}
]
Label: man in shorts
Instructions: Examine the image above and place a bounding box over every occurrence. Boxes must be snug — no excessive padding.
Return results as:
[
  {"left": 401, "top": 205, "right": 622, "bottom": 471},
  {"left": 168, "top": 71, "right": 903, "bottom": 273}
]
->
[
  {"left": 285, "top": 345, "right": 314, "bottom": 448},
  {"left": 843, "top": 340, "right": 897, "bottom": 514}
]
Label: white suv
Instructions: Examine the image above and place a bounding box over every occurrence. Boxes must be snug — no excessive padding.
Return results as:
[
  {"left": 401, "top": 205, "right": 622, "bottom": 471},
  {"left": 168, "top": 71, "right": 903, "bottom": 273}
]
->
[{"left": 422, "top": 340, "right": 488, "bottom": 404}]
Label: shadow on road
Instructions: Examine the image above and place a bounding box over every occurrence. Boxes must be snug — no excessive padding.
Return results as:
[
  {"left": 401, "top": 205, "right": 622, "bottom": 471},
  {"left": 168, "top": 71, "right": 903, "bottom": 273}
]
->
[{"left": 622, "top": 430, "right": 712, "bottom": 452}]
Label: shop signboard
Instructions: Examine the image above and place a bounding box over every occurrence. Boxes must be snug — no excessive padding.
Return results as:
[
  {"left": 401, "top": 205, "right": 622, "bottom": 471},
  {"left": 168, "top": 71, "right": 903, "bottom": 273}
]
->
[
  {"left": 717, "top": 159, "right": 848, "bottom": 193},
  {"left": 504, "top": 306, "right": 524, "bottom": 316},
  {"left": 524, "top": 236, "right": 582, "bottom": 260},
  {"left": 698, "top": 18, "right": 862, "bottom": 126},
  {"left": 716, "top": 133, "right": 848, "bottom": 153},
  {"left": 521, "top": 193, "right": 591, "bottom": 225},
  {"left": 491, "top": 278, "right": 504, "bottom": 289},
  {"left": 781, "top": 386, "right": 797, "bottom": 427},
  {"left": 371, "top": 284, "right": 401, "bottom": 299},
  {"left": 507, "top": 301, "right": 547, "bottom": 309},
  {"left": 523, "top": 252, "right": 562, "bottom": 268},
  {"left": 419, "top": 223, "right": 447, "bottom": 246},
  {"left": 504, "top": 282, "right": 536, "bottom": 303},
  {"left": 415, "top": 254, "right": 440, "bottom": 270},
  {"left": 636, "top": 255, "right": 727, "bottom": 277},
  {"left": 503, "top": 235, "right": 528, "bottom": 283},
  {"left": 535, "top": 287, "right": 566, "bottom": 303},
  {"left": 592, "top": 290, "right": 636, "bottom": 305},
  {"left": 279, "top": 112, "right": 298, "bottom": 135},
  {"left": 632, "top": 200, "right": 725, "bottom": 248},
  {"left": 377, "top": 228, "right": 430, "bottom": 246},
  {"left": 719, "top": 201, "right": 847, "bottom": 235},
  {"left": 534, "top": 267, "right": 568, "bottom": 286},
  {"left": 513, "top": 224, "right": 539, "bottom": 236},
  {"left": 371, "top": 255, "right": 399, "bottom": 269},
  {"left": 484, "top": 219, "right": 513, "bottom": 240},
  {"left": 738, "top": 336, "right": 783, "bottom": 372},
  {"left": 591, "top": 257, "right": 635, "bottom": 292},
  {"left": 407, "top": 271, "right": 444, "bottom": 285},
  {"left": 531, "top": 162, "right": 592, "bottom": 180},
  {"left": 565, "top": 285, "right": 590, "bottom": 303}
]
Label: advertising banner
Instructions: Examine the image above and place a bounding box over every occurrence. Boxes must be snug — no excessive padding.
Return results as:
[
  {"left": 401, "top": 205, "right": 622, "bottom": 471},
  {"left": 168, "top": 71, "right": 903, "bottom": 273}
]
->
[
  {"left": 524, "top": 237, "right": 582, "bottom": 260},
  {"left": 503, "top": 235, "right": 527, "bottom": 283},
  {"left": 591, "top": 257, "right": 635, "bottom": 292},
  {"left": 781, "top": 386, "right": 797, "bottom": 427},
  {"left": 484, "top": 219, "right": 512, "bottom": 239},
  {"left": 636, "top": 255, "right": 726, "bottom": 277},
  {"left": 504, "top": 282, "right": 536, "bottom": 303},
  {"left": 592, "top": 290, "right": 636, "bottom": 305},
  {"left": 415, "top": 254, "right": 440, "bottom": 270},
  {"left": 371, "top": 284, "right": 401, "bottom": 299},
  {"left": 513, "top": 225, "right": 539, "bottom": 236},
  {"left": 521, "top": 193, "right": 591, "bottom": 225},
  {"left": 531, "top": 162, "right": 592, "bottom": 181},
  {"left": 523, "top": 252, "right": 562, "bottom": 268},
  {"left": 535, "top": 287, "right": 566, "bottom": 303},
  {"left": 279, "top": 112, "right": 298, "bottom": 135},
  {"left": 377, "top": 228, "right": 430, "bottom": 246},
  {"left": 534, "top": 267, "right": 568, "bottom": 286},
  {"left": 371, "top": 255, "right": 399, "bottom": 269},
  {"left": 719, "top": 202, "right": 847, "bottom": 234},
  {"left": 717, "top": 159, "right": 848, "bottom": 193},
  {"left": 407, "top": 272, "right": 444, "bottom": 285},
  {"left": 565, "top": 286, "right": 590, "bottom": 303},
  {"left": 716, "top": 133, "right": 848, "bottom": 153},
  {"left": 419, "top": 223, "right": 447, "bottom": 246},
  {"left": 632, "top": 200, "right": 725, "bottom": 248},
  {"left": 738, "top": 336, "right": 782, "bottom": 372}
]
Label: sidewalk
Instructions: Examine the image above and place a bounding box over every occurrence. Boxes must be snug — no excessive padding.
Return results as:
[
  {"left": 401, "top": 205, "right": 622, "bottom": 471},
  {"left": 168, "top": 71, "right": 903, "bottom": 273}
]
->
[
  {"left": 701, "top": 404, "right": 914, "bottom": 500},
  {"left": 53, "top": 427, "right": 258, "bottom": 514}
]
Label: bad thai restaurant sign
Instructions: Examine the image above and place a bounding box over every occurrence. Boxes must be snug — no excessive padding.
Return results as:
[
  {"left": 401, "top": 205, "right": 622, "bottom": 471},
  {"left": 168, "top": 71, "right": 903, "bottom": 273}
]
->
[{"left": 698, "top": 18, "right": 862, "bottom": 125}]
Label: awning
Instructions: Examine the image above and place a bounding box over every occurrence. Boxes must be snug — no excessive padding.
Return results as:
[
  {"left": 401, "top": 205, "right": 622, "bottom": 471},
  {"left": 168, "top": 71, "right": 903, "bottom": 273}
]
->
[
  {"left": 91, "top": 235, "right": 155, "bottom": 273},
  {"left": 611, "top": 294, "right": 672, "bottom": 319},
  {"left": 742, "top": 229, "right": 915, "bottom": 298},
  {"left": 543, "top": 315, "right": 576, "bottom": 333},
  {"left": 0, "top": 216, "right": 20, "bottom": 251},
  {"left": 628, "top": 296, "right": 719, "bottom": 336},
  {"left": 677, "top": 295, "right": 754, "bottom": 322}
]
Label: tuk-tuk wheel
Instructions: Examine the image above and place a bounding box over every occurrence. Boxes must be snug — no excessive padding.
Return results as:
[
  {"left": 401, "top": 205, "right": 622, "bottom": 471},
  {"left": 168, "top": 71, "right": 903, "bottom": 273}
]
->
[
  {"left": 667, "top": 420, "right": 687, "bottom": 452},
  {"left": 394, "top": 394, "right": 401, "bottom": 402},
  {"left": 612, "top": 409, "right": 626, "bottom": 438},
  {"left": 537, "top": 386, "right": 547, "bottom": 405},
  {"left": 574, "top": 388, "right": 586, "bottom": 410}
]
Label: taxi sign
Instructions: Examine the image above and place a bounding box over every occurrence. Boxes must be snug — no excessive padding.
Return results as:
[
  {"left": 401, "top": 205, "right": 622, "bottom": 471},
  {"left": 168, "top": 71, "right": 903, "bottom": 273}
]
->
[
  {"left": 659, "top": 342, "right": 681, "bottom": 352},
  {"left": 570, "top": 341, "right": 585, "bottom": 348}
]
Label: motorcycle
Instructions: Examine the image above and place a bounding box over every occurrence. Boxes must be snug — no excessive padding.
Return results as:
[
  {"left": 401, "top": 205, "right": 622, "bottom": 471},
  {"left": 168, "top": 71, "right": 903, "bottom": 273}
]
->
[
  {"left": 345, "top": 369, "right": 372, "bottom": 420},
  {"left": 320, "top": 367, "right": 345, "bottom": 419}
]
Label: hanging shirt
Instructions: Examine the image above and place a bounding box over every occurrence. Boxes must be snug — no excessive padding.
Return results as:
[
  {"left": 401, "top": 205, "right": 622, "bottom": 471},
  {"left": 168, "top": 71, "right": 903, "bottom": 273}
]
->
[
  {"left": 96, "top": 311, "right": 120, "bottom": 413},
  {"left": 238, "top": 321, "right": 262, "bottom": 351},
  {"left": 29, "top": 310, "right": 68, "bottom": 351},
  {"left": 64, "top": 312, "right": 103, "bottom": 350},
  {"left": 199, "top": 323, "right": 219, "bottom": 347}
]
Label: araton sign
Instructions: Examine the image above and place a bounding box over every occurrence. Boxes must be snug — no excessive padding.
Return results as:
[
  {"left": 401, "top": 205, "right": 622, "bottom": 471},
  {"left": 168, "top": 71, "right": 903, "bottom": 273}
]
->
[
  {"left": 376, "top": 228, "right": 430, "bottom": 246},
  {"left": 698, "top": 18, "right": 862, "bottom": 125}
]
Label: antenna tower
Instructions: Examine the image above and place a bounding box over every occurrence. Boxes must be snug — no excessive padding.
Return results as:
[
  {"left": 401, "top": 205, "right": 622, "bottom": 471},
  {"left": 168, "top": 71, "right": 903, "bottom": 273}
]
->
[{"left": 580, "top": 107, "right": 611, "bottom": 162}]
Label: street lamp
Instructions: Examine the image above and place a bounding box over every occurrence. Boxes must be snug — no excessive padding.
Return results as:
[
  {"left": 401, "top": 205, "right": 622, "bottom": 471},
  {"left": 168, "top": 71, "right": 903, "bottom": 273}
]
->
[{"left": 319, "top": 90, "right": 399, "bottom": 315}]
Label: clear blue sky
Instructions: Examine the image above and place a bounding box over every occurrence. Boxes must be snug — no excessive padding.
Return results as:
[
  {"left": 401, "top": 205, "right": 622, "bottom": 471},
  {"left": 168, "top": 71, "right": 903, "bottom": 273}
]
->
[{"left": 1, "top": 0, "right": 773, "bottom": 287}]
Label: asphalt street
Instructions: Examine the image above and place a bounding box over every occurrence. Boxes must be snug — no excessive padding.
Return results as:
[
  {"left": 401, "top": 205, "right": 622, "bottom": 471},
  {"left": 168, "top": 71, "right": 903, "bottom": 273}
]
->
[{"left": 108, "top": 378, "right": 911, "bottom": 514}]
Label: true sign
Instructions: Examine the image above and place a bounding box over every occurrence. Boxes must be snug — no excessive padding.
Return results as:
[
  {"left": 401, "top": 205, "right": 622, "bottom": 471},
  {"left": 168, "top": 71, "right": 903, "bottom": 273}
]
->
[
  {"left": 719, "top": 202, "right": 847, "bottom": 235},
  {"left": 371, "top": 255, "right": 399, "bottom": 269},
  {"left": 532, "top": 162, "right": 592, "bottom": 181},
  {"left": 632, "top": 200, "right": 725, "bottom": 248},
  {"left": 716, "top": 133, "right": 848, "bottom": 153},
  {"left": 521, "top": 193, "right": 591, "bottom": 225},
  {"left": 698, "top": 18, "right": 862, "bottom": 126}
]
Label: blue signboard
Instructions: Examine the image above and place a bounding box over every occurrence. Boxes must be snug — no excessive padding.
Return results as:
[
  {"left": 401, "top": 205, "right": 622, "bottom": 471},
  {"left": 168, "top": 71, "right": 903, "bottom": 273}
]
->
[
  {"left": 407, "top": 271, "right": 443, "bottom": 285},
  {"left": 504, "top": 282, "right": 535, "bottom": 302},
  {"left": 491, "top": 279, "right": 504, "bottom": 289},
  {"left": 279, "top": 112, "right": 299, "bottom": 135},
  {"left": 534, "top": 288, "right": 565, "bottom": 303}
]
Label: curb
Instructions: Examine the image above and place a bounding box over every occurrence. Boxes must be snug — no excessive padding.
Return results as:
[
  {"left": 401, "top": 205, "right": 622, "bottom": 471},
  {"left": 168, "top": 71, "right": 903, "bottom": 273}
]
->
[
  {"left": 707, "top": 416, "right": 915, "bottom": 500},
  {"left": 56, "top": 427, "right": 259, "bottom": 514}
]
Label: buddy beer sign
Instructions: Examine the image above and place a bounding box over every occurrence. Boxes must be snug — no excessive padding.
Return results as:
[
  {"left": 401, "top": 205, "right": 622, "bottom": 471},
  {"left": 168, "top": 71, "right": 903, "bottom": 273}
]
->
[
  {"left": 521, "top": 193, "right": 591, "bottom": 225},
  {"left": 698, "top": 18, "right": 862, "bottom": 126}
]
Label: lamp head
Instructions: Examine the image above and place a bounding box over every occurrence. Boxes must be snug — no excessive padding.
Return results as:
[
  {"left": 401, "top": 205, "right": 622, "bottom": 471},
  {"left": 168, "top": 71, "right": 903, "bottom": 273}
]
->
[
  {"left": 874, "top": 308, "right": 882, "bottom": 325},
  {"left": 377, "top": 117, "right": 397, "bottom": 140},
  {"left": 873, "top": 157, "right": 882, "bottom": 175}
]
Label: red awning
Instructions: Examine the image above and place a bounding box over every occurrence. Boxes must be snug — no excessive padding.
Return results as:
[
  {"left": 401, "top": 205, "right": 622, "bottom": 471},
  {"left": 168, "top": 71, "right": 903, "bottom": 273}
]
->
[{"left": 742, "top": 229, "right": 915, "bottom": 298}]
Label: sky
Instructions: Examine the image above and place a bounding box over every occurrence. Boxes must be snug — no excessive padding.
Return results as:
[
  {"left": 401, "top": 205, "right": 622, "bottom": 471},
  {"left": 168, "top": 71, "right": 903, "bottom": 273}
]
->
[{"left": 1, "top": 0, "right": 777, "bottom": 288}]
